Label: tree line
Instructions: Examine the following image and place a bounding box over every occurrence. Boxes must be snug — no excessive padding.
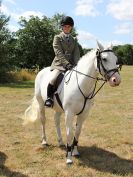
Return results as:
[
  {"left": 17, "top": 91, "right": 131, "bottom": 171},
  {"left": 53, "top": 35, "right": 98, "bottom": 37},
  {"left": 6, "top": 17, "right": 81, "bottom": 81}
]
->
[{"left": 0, "top": 13, "right": 133, "bottom": 80}]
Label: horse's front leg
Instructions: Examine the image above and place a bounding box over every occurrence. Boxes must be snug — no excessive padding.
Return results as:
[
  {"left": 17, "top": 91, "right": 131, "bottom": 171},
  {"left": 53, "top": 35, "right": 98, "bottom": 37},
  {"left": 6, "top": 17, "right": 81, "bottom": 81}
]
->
[
  {"left": 72, "top": 114, "right": 87, "bottom": 157},
  {"left": 54, "top": 111, "right": 64, "bottom": 146},
  {"left": 65, "top": 111, "right": 74, "bottom": 164},
  {"left": 72, "top": 101, "right": 93, "bottom": 156}
]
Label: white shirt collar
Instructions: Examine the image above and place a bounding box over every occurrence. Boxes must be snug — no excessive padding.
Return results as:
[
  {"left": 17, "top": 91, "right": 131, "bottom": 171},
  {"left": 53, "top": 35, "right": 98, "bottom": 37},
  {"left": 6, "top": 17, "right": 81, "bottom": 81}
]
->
[{"left": 63, "top": 32, "right": 70, "bottom": 38}]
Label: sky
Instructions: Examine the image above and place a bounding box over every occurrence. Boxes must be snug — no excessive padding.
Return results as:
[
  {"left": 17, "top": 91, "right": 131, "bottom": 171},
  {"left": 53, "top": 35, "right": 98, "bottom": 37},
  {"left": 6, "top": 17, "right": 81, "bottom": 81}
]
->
[{"left": 1, "top": 0, "right": 133, "bottom": 48}]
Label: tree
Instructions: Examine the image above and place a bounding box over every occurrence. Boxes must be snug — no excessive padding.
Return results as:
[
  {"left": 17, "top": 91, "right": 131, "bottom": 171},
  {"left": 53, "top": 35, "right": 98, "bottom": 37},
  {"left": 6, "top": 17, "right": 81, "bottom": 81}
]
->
[
  {"left": 122, "top": 44, "right": 133, "bottom": 65},
  {"left": 15, "top": 16, "right": 56, "bottom": 69},
  {"left": 50, "top": 13, "right": 63, "bottom": 33},
  {"left": 113, "top": 44, "right": 133, "bottom": 65},
  {"left": 0, "top": 14, "right": 16, "bottom": 81},
  {"left": 15, "top": 14, "right": 84, "bottom": 69}
]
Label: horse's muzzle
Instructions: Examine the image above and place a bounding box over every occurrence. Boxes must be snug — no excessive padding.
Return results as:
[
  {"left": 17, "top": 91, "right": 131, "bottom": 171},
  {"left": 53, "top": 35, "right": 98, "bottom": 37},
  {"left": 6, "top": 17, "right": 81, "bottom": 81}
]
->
[{"left": 108, "top": 72, "right": 121, "bottom": 87}]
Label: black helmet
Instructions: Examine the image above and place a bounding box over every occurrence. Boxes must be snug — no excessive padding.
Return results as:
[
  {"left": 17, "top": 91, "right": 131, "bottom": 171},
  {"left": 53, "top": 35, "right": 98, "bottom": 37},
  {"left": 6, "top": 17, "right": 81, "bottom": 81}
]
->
[{"left": 60, "top": 16, "right": 74, "bottom": 27}]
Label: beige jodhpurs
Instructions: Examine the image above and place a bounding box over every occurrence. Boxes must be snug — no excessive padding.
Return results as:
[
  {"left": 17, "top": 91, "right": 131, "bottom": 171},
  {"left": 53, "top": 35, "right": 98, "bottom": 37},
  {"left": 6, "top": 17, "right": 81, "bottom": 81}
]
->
[{"left": 49, "top": 69, "right": 62, "bottom": 85}]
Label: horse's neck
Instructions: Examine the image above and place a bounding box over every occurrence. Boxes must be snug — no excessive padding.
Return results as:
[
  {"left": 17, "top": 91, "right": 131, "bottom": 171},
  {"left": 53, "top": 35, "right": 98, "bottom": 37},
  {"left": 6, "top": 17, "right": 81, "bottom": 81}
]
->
[{"left": 76, "top": 50, "right": 97, "bottom": 96}]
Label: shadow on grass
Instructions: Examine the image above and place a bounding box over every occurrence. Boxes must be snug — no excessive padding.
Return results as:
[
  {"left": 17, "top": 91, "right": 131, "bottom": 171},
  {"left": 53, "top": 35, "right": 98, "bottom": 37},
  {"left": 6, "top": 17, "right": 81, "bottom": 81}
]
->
[
  {"left": 0, "top": 81, "right": 34, "bottom": 88},
  {"left": 0, "top": 151, "right": 29, "bottom": 177},
  {"left": 78, "top": 145, "right": 133, "bottom": 175}
]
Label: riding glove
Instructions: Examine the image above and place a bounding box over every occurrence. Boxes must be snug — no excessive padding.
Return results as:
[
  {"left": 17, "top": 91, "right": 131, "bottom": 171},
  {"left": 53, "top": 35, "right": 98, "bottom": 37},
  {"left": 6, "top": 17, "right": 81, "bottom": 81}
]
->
[{"left": 65, "top": 63, "right": 73, "bottom": 70}]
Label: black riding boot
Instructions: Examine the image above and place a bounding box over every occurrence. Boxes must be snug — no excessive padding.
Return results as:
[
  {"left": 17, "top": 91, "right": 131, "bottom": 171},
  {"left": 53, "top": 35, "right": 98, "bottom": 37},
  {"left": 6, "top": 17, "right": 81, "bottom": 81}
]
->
[{"left": 44, "top": 83, "right": 54, "bottom": 107}]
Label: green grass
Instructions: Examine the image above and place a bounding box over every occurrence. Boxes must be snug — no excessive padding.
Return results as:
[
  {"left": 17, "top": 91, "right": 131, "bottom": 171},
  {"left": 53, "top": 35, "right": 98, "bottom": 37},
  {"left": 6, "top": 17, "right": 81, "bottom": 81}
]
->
[
  {"left": 0, "top": 81, "right": 34, "bottom": 88},
  {"left": 0, "top": 65, "right": 133, "bottom": 177}
]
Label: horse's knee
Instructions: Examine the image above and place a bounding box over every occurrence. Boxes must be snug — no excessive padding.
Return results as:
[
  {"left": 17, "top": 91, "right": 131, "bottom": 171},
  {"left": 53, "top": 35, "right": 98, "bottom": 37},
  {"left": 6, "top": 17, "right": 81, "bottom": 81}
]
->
[{"left": 66, "top": 127, "right": 74, "bottom": 145}]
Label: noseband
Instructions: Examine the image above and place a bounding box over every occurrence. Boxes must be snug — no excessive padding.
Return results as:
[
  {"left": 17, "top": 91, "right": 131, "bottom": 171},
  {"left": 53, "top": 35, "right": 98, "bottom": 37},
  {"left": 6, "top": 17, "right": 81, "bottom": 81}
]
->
[{"left": 96, "top": 49, "right": 119, "bottom": 81}]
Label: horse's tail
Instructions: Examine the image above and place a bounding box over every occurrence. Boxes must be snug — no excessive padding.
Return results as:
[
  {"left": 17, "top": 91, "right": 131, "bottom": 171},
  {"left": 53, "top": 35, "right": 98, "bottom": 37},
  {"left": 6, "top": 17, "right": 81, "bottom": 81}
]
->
[{"left": 23, "top": 96, "right": 39, "bottom": 125}]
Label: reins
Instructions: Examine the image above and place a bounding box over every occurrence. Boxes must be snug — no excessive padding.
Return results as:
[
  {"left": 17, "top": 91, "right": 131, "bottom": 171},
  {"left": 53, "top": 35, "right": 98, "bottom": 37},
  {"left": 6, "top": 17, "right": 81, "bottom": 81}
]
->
[
  {"left": 75, "top": 66, "right": 106, "bottom": 115},
  {"left": 63, "top": 49, "right": 121, "bottom": 115},
  {"left": 72, "top": 68, "right": 106, "bottom": 81},
  {"left": 64, "top": 65, "right": 107, "bottom": 115},
  {"left": 64, "top": 65, "right": 107, "bottom": 83}
]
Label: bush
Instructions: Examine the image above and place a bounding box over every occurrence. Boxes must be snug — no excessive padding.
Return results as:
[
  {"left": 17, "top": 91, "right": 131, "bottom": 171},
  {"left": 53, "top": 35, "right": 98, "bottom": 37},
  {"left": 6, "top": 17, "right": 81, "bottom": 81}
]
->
[
  {"left": 0, "top": 69, "right": 36, "bottom": 83},
  {"left": 12, "top": 69, "right": 36, "bottom": 81}
]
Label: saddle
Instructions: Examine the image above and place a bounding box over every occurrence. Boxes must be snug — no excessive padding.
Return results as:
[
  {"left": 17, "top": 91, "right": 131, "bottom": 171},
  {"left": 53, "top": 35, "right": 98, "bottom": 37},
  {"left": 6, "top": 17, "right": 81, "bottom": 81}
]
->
[
  {"left": 54, "top": 73, "right": 64, "bottom": 92},
  {"left": 53, "top": 73, "right": 64, "bottom": 109}
]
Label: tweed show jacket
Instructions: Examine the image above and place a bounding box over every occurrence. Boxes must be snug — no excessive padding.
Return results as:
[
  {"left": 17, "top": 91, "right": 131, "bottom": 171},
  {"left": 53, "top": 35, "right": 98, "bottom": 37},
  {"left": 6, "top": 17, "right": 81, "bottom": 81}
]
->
[{"left": 51, "top": 32, "right": 80, "bottom": 71}]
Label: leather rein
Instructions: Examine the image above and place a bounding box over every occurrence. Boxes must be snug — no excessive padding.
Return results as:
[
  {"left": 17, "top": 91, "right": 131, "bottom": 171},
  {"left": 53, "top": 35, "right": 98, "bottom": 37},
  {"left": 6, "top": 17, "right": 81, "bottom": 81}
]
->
[{"left": 65, "top": 49, "right": 120, "bottom": 115}]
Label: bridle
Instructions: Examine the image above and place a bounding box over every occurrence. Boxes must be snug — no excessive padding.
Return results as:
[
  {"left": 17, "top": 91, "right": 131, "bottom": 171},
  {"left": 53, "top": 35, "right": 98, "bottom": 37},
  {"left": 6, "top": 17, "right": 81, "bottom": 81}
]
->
[
  {"left": 96, "top": 49, "right": 120, "bottom": 81},
  {"left": 64, "top": 49, "right": 121, "bottom": 115}
]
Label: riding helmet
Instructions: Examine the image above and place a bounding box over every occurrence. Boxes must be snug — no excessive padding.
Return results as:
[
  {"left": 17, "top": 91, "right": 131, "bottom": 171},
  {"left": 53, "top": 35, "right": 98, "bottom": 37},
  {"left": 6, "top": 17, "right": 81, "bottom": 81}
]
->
[{"left": 60, "top": 16, "right": 74, "bottom": 27}]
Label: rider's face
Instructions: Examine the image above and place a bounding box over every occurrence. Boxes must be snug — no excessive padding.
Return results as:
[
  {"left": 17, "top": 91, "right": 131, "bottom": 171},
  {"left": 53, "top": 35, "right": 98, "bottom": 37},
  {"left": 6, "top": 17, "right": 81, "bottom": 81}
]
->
[{"left": 62, "top": 25, "right": 72, "bottom": 34}]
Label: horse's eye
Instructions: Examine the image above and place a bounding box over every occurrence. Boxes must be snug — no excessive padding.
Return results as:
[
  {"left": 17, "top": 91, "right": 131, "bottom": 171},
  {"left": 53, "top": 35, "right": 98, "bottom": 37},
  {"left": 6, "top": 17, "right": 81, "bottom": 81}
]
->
[{"left": 102, "top": 58, "right": 107, "bottom": 62}]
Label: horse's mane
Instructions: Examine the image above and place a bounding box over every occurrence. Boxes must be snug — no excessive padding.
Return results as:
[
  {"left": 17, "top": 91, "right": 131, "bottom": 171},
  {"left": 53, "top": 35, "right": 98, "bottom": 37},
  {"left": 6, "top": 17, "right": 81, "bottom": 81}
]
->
[{"left": 77, "top": 48, "right": 96, "bottom": 67}]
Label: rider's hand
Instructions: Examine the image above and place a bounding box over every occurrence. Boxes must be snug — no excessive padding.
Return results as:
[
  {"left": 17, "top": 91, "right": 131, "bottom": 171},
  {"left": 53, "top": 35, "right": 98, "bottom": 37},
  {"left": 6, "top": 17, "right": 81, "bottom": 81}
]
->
[{"left": 65, "top": 63, "right": 73, "bottom": 70}]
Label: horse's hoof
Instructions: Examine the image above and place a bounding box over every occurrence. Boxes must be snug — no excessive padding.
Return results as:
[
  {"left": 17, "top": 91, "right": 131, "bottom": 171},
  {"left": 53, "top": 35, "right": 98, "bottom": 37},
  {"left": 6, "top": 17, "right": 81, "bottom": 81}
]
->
[
  {"left": 72, "top": 146, "right": 80, "bottom": 157},
  {"left": 66, "top": 152, "right": 73, "bottom": 164},
  {"left": 72, "top": 151, "right": 80, "bottom": 157},
  {"left": 66, "top": 159, "right": 73, "bottom": 164},
  {"left": 42, "top": 143, "right": 49, "bottom": 147},
  {"left": 73, "top": 154, "right": 80, "bottom": 158}
]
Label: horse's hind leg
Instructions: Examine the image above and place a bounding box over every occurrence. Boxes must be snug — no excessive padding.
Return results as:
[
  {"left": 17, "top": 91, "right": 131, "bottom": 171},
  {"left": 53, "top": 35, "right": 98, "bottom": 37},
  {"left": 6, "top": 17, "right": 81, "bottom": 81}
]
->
[
  {"left": 36, "top": 96, "right": 47, "bottom": 146},
  {"left": 54, "top": 111, "right": 64, "bottom": 146}
]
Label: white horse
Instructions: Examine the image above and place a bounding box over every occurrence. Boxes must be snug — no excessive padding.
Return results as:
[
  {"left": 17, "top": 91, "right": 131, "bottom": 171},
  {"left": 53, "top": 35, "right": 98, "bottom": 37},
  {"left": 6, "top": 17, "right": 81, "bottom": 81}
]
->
[{"left": 24, "top": 41, "right": 121, "bottom": 164}]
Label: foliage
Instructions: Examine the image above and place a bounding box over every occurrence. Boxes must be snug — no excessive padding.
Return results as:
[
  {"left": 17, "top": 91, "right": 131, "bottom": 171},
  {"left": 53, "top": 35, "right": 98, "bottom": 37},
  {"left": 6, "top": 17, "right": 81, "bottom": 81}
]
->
[
  {"left": 0, "top": 10, "right": 133, "bottom": 83},
  {"left": 15, "top": 16, "right": 56, "bottom": 69},
  {"left": 10, "top": 69, "right": 36, "bottom": 82},
  {"left": 0, "top": 14, "right": 16, "bottom": 81},
  {"left": 113, "top": 44, "right": 133, "bottom": 65},
  {"left": 14, "top": 14, "right": 83, "bottom": 69},
  {"left": 83, "top": 48, "right": 92, "bottom": 55}
]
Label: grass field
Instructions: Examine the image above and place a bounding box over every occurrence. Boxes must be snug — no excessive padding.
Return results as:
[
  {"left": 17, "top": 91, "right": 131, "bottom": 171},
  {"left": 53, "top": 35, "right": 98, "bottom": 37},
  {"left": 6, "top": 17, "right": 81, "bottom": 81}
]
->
[{"left": 0, "top": 66, "right": 133, "bottom": 177}]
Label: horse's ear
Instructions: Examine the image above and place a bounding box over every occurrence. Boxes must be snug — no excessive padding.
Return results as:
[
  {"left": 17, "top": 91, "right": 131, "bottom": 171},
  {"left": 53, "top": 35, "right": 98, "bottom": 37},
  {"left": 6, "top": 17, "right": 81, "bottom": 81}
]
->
[{"left": 97, "top": 40, "right": 104, "bottom": 51}]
